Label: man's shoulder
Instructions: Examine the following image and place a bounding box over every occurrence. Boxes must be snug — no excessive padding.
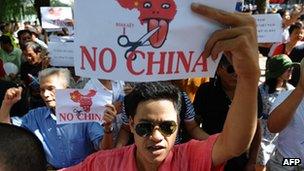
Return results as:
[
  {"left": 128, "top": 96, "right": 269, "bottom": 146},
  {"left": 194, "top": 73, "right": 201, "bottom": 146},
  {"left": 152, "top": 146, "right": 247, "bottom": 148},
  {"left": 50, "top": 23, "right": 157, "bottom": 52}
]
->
[
  {"left": 26, "top": 107, "right": 50, "bottom": 118},
  {"left": 173, "top": 134, "right": 220, "bottom": 155}
]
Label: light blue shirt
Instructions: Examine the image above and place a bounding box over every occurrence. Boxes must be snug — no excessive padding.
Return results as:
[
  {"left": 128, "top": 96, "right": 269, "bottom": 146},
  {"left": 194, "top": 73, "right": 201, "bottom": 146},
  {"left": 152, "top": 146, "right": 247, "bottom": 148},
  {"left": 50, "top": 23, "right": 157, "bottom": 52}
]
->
[{"left": 12, "top": 107, "right": 103, "bottom": 168}]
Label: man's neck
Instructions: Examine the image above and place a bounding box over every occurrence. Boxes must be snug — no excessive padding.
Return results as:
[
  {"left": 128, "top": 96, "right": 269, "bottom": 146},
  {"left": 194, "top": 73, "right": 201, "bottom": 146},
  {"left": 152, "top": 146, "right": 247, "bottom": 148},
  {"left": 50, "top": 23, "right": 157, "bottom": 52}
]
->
[{"left": 135, "top": 150, "right": 159, "bottom": 171}]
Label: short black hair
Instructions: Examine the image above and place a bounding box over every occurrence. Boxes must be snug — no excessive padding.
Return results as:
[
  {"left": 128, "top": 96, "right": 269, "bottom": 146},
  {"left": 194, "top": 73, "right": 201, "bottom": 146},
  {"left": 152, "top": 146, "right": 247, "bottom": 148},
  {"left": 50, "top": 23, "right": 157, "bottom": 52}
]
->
[
  {"left": 0, "top": 35, "right": 12, "bottom": 46},
  {"left": 17, "top": 29, "right": 32, "bottom": 39},
  {"left": 0, "top": 123, "right": 47, "bottom": 171},
  {"left": 277, "top": 9, "right": 288, "bottom": 18},
  {"left": 289, "top": 21, "right": 304, "bottom": 35},
  {"left": 124, "top": 82, "right": 182, "bottom": 119}
]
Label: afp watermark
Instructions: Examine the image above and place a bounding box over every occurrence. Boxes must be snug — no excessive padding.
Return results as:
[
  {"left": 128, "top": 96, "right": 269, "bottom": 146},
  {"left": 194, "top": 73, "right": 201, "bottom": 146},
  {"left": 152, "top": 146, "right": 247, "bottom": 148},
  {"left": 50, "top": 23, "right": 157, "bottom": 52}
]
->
[{"left": 282, "top": 158, "right": 302, "bottom": 166}]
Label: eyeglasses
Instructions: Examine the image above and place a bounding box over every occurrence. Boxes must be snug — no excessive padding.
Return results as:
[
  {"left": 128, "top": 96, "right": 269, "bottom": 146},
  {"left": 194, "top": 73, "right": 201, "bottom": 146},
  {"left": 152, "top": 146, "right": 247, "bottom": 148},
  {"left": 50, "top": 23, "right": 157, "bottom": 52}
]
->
[
  {"left": 135, "top": 121, "right": 177, "bottom": 138},
  {"left": 226, "top": 65, "right": 235, "bottom": 74}
]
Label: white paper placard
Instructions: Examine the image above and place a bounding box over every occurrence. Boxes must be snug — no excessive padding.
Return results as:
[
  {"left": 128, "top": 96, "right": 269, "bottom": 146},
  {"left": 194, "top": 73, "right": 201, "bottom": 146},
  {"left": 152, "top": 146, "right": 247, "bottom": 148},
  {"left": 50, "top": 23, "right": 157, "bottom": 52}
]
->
[
  {"left": 41, "top": 7, "right": 73, "bottom": 29},
  {"left": 253, "top": 14, "right": 283, "bottom": 43},
  {"left": 49, "top": 42, "right": 74, "bottom": 67},
  {"left": 74, "top": 0, "right": 239, "bottom": 81},
  {"left": 56, "top": 89, "right": 107, "bottom": 124}
]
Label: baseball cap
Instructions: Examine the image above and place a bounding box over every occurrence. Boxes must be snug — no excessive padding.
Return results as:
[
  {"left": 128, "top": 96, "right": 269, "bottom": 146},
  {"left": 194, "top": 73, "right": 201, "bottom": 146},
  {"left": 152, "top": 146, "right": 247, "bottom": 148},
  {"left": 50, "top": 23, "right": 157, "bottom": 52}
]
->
[{"left": 266, "top": 54, "right": 299, "bottom": 79}]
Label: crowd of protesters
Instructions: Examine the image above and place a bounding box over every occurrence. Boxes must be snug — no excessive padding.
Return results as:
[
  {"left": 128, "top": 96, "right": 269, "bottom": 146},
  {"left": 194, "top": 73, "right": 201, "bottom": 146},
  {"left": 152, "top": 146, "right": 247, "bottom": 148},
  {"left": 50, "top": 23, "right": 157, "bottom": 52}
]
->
[{"left": 0, "top": 2, "right": 304, "bottom": 171}]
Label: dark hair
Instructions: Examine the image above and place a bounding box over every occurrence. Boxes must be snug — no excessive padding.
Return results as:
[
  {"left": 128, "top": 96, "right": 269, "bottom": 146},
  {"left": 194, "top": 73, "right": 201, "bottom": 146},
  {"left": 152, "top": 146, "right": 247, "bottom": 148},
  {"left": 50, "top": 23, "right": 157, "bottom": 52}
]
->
[
  {"left": 124, "top": 82, "right": 182, "bottom": 119},
  {"left": 265, "top": 78, "right": 278, "bottom": 94},
  {"left": 0, "top": 123, "right": 47, "bottom": 171},
  {"left": 289, "top": 21, "right": 304, "bottom": 35},
  {"left": 265, "top": 77, "right": 288, "bottom": 94},
  {"left": 277, "top": 9, "right": 288, "bottom": 18},
  {"left": 17, "top": 29, "right": 32, "bottom": 39},
  {"left": 0, "top": 35, "right": 12, "bottom": 46}
]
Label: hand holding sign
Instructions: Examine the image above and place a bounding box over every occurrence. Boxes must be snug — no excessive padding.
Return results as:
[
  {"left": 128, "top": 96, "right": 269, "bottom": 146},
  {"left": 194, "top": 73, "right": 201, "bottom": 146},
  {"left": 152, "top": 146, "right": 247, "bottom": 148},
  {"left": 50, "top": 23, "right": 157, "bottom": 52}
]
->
[
  {"left": 103, "top": 104, "right": 117, "bottom": 126},
  {"left": 191, "top": 3, "right": 260, "bottom": 81}
]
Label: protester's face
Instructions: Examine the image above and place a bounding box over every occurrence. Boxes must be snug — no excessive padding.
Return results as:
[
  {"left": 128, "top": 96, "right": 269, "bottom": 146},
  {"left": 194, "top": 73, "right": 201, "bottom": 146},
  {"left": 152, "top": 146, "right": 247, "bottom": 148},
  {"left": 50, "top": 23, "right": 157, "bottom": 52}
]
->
[
  {"left": 217, "top": 65, "right": 237, "bottom": 88},
  {"left": 130, "top": 99, "right": 178, "bottom": 166},
  {"left": 0, "top": 43, "right": 12, "bottom": 53},
  {"left": 40, "top": 74, "right": 66, "bottom": 108},
  {"left": 283, "top": 11, "right": 290, "bottom": 21},
  {"left": 280, "top": 67, "right": 293, "bottom": 81},
  {"left": 19, "top": 33, "right": 32, "bottom": 45},
  {"left": 290, "top": 28, "right": 304, "bottom": 41},
  {"left": 23, "top": 47, "right": 41, "bottom": 65}
]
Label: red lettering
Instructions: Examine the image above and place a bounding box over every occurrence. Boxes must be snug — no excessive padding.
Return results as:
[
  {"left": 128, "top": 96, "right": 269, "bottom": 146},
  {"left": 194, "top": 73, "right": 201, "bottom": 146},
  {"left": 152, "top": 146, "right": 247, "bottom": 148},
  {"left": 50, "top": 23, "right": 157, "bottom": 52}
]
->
[
  {"left": 99, "top": 48, "right": 117, "bottom": 73},
  {"left": 67, "top": 113, "right": 74, "bottom": 121},
  {"left": 126, "top": 51, "right": 145, "bottom": 75},
  {"left": 147, "top": 52, "right": 166, "bottom": 75},
  {"left": 191, "top": 52, "right": 208, "bottom": 72},
  {"left": 80, "top": 46, "right": 97, "bottom": 71},
  {"left": 174, "top": 51, "right": 194, "bottom": 74},
  {"left": 166, "top": 51, "right": 175, "bottom": 74},
  {"left": 94, "top": 114, "right": 102, "bottom": 121},
  {"left": 59, "top": 113, "right": 67, "bottom": 121}
]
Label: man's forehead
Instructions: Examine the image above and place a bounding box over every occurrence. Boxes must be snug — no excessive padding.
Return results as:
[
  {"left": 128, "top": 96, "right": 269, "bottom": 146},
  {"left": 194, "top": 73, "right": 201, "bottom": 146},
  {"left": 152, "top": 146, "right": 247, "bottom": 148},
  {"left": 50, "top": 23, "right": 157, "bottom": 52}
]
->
[{"left": 134, "top": 99, "right": 178, "bottom": 121}]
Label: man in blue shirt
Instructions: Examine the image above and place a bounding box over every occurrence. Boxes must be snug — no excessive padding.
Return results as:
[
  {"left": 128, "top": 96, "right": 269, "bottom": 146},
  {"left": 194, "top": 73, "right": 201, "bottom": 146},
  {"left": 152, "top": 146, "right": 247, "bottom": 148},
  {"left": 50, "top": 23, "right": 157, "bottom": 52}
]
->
[{"left": 0, "top": 68, "right": 117, "bottom": 169}]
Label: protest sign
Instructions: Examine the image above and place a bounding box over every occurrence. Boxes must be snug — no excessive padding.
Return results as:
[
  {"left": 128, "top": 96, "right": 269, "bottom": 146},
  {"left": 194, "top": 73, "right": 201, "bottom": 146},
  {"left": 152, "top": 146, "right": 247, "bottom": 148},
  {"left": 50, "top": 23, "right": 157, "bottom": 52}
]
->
[
  {"left": 49, "top": 42, "right": 74, "bottom": 67},
  {"left": 253, "top": 14, "right": 283, "bottom": 43},
  {"left": 74, "top": 0, "right": 239, "bottom": 81},
  {"left": 56, "top": 89, "right": 107, "bottom": 124},
  {"left": 41, "top": 7, "right": 73, "bottom": 30}
]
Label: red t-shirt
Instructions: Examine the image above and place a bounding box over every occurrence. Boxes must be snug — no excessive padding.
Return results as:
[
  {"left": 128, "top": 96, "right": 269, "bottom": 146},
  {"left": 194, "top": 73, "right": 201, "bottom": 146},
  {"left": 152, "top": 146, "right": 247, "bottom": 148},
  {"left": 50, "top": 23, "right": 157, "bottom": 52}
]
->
[
  {"left": 61, "top": 134, "right": 224, "bottom": 171},
  {"left": 270, "top": 43, "right": 286, "bottom": 57}
]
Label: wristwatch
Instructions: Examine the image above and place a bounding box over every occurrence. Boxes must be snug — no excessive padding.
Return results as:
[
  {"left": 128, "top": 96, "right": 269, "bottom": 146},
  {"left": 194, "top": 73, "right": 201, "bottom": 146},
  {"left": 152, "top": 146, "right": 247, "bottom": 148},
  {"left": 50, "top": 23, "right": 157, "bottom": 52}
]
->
[{"left": 104, "top": 126, "right": 113, "bottom": 134}]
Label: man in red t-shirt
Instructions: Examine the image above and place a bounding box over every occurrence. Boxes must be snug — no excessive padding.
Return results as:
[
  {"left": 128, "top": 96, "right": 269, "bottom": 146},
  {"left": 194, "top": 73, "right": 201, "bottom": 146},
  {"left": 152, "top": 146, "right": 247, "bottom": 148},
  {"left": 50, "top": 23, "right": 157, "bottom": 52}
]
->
[{"left": 61, "top": 3, "right": 260, "bottom": 171}]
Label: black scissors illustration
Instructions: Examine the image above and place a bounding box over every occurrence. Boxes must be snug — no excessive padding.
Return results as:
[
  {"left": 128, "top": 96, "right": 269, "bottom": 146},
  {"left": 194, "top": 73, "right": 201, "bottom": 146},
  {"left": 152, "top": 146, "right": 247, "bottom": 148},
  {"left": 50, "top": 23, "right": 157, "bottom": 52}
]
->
[
  {"left": 73, "top": 107, "right": 83, "bottom": 115},
  {"left": 118, "top": 27, "right": 160, "bottom": 60}
]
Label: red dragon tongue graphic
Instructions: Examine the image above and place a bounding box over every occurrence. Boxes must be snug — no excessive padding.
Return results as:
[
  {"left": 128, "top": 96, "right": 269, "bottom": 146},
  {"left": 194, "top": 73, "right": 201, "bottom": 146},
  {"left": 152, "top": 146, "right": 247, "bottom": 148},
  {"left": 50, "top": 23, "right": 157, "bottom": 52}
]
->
[
  {"left": 117, "top": 0, "right": 177, "bottom": 48},
  {"left": 148, "top": 19, "right": 169, "bottom": 48}
]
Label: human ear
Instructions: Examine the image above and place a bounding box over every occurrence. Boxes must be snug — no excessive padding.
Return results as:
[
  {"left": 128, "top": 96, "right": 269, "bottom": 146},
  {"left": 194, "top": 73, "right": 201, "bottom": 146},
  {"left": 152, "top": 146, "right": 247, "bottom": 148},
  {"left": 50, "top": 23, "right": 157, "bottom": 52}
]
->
[{"left": 129, "top": 117, "right": 135, "bottom": 134}]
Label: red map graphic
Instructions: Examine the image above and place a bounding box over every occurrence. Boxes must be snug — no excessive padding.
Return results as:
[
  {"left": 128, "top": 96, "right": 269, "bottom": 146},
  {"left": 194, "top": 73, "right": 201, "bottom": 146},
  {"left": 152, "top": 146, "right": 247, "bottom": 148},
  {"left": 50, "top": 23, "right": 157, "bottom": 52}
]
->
[
  {"left": 117, "top": 0, "right": 177, "bottom": 48},
  {"left": 70, "top": 90, "right": 96, "bottom": 112}
]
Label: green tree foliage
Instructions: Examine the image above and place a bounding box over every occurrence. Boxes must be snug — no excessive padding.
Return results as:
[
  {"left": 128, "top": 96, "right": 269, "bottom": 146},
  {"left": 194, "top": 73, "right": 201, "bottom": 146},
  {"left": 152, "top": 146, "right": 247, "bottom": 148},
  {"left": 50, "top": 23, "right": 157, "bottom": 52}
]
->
[
  {"left": 0, "top": 0, "right": 51, "bottom": 22},
  {"left": 0, "top": 0, "right": 23, "bottom": 21}
]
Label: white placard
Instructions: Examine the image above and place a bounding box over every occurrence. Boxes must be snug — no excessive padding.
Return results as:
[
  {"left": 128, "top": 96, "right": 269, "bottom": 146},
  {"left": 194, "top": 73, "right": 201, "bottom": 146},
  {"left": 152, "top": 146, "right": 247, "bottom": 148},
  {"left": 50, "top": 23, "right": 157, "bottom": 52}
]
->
[
  {"left": 253, "top": 14, "right": 283, "bottom": 43},
  {"left": 56, "top": 89, "right": 107, "bottom": 124},
  {"left": 49, "top": 42, "right": 74, "bottom": 67},
  {"left": 41, "top": 7, "right": 73, "bottom": 29},
  {"left": 74, "top": 0, "right": 239, "bottom": 82}
]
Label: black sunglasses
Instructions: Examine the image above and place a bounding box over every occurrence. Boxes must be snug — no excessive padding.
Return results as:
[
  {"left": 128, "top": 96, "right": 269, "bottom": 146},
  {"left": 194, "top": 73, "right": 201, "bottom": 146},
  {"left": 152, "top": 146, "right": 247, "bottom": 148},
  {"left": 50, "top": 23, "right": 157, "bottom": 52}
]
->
[{"left": 135, "top": 121, "right": 177, "bottom": 138}]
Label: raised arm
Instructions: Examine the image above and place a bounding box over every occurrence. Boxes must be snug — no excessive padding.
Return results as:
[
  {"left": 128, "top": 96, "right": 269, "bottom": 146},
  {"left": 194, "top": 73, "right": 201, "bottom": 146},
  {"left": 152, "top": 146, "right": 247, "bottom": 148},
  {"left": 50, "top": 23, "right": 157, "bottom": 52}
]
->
[
  {"left": 0, "top": 87, "right": 23, "bottom": 124},
  {"left": 267, "top": 59, "right": 304, "bottom": 133},
  {"left": 191, "top": 3, "right": 260, "bottom": 166},
  {"left": 99, "top": 104, "right": 117, "bottom": 150}
]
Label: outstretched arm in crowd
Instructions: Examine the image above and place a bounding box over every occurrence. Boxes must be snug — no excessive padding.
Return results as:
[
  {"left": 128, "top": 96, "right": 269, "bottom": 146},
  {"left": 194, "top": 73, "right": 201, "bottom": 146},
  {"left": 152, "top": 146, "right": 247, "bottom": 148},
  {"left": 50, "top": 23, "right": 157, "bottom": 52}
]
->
[
  {"left": 267, "top": 59, "right": 304, "bottom": 133},
  {"left": 115, "top": 124, "right": 131, "bottom": 148},
  {"left": 191, "top": 3, "right": 260, "bottom": 166},
  {"left": 185, "top": 120, "right": 209, "bottom": 140},
  {"left": 0, "top": 87, "right": 22, "bottom": 124}
]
